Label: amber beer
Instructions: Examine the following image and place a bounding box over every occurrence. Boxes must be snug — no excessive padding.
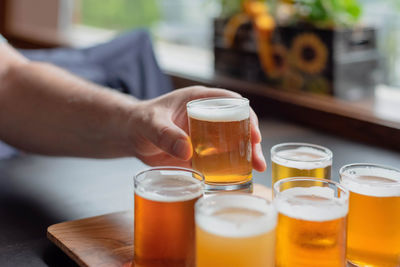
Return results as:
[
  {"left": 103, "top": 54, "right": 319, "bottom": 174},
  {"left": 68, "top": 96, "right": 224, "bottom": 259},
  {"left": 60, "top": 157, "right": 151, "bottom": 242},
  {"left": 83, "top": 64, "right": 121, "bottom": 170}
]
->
[
  {"left": 274, "top": 178, "right": 349, "bottom": 267},
  {"left": 195, "top": 194, "right": 277, "bottom": 267},
  {"left": 133, "top": 167, "right": 203, "bottom": 267},
  {"left": 271, "top": 143, "right": 332, "bottom": 185},
  {"left": 187, "top": 98, "right": 252, "bottom": 190},
  {"left": 340, "top": 164, "right": 400, "bottom": 267}
]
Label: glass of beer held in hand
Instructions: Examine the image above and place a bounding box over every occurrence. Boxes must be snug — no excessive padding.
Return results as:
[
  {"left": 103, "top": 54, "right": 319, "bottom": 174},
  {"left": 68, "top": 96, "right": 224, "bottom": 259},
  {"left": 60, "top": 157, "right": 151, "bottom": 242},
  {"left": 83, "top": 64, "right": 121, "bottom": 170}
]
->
[
  {"left": 271, "top": 143, "right": 332, "bottom": 185},
  {"left": 133, "top": 167, "right": 203, "bottom": 267},
  {"left": 340, "top": 164, "right": 400, "bottom": 267},
  {"left": 187, "top": 97, "right": 252, "bottom": 192},
  {"left": 195, "top": 194, "right": 277, "bottom": 267},
  {"left": 274, "top": 178, "right": 349, "bottom": 267}
]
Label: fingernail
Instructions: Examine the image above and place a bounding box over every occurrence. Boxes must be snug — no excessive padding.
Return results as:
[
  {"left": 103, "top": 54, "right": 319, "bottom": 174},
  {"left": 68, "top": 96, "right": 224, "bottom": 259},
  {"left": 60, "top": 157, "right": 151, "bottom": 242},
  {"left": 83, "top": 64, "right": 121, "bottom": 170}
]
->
[
  {"left": 257, "top": 128, "right": 262, "bottom": 142},
  {"left": 173, "top": 139, "right": 189, "bottom": 159}
]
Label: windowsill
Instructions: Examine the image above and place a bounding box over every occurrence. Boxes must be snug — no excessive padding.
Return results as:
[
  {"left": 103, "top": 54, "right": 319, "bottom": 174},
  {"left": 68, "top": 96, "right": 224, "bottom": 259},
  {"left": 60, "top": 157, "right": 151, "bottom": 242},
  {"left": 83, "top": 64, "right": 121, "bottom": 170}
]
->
[
  {"left": 156, "top": 41, "right": 400, "bottom": 125},
  {"left": 5, "top": 24, "right": 118, "bottom": 48},
  {"left": 155, "top": 42, "right": 400, "bottom": 150},
  {"left": 63, "top": 25, "right": 118, "bottom": 48}
]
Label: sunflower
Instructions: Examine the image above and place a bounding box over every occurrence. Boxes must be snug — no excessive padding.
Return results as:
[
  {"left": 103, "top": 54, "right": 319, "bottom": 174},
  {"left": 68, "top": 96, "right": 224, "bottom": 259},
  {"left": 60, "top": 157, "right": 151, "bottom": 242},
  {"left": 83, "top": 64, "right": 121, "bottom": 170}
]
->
[
  {"left": 223, "top": 13, "right": 250, "bottom": 48},
  {"left": 304, "top": 76, "right": 331, "bottom": 94},
  {"left": 261, "top": 43, "right": 288, "bottom": 79},
  {"left": 291, "top": 33, "right": 328, "bottom": 74}
]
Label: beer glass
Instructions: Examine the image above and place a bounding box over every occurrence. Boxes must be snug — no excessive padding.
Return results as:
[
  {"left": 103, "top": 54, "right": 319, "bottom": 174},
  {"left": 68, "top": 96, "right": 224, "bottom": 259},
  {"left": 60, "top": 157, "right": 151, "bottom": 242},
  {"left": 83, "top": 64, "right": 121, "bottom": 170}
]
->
[
  {"left": 187, "top": 97, "right": 252, "bottom": 192},
  {"left": 195, "top": 194, "right": 277, "bottom": 267},
  {"left": 271, "top": 142, "right": 332, "bottom": 185},
  {"left": 133, "top": 167, "right": 204, "bottom": 267},
  {"left": 273, "top": 177, "right": 349, "bottom": 267},
  {"left": 340, "top": 163, "right": 400, "bottom": 267}
]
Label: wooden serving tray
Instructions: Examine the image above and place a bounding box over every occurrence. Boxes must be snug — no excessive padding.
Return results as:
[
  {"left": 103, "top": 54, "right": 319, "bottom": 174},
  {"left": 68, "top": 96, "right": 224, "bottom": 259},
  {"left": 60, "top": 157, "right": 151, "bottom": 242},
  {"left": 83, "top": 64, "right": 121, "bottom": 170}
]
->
[
  {"left": 47, "top": 184, "right": 272, "bottom": 267},
  {"left": 47, "top": 211, "right": 134, "bottom": 267}
]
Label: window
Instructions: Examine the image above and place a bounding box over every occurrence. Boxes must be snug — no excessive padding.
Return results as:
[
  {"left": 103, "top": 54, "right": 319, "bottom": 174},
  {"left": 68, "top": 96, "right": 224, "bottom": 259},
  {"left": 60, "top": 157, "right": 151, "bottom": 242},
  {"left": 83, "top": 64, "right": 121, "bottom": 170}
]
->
[
  {"left": 75, "top": 0, "right": 219, "bottom": 48},
  {"left": 359, "top": 0, "right": 400, "bottom": 88}
]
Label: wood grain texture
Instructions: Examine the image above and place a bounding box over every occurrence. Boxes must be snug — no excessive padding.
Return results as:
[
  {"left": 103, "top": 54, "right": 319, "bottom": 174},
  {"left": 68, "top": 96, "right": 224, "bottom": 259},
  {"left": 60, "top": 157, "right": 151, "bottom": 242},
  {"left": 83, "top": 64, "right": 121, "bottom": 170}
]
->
[
  {"left": 47, "top": 211, "right": 134, "bottom": 267},
  {"left": 47, "top": 184, "right": 272, "bottom": 267}
]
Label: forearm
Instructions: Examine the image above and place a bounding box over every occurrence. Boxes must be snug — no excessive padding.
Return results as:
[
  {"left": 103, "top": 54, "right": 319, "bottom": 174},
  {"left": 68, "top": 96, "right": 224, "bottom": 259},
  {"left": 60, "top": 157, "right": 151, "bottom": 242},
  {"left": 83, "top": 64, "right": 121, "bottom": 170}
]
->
[{"left": 0, "top": 61, "right": 139, "bottom": 158}]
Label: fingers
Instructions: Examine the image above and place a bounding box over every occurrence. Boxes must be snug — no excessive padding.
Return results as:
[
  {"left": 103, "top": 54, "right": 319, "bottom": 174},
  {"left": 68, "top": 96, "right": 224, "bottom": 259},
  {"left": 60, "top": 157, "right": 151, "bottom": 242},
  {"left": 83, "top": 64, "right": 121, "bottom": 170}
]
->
[
  {"left": 250, "top": 110, "right": 265, "bottom": 172},
  {"left": 179, "top": 86, "right": 262, "bottom": 143},
  {"left": 179, "top": 85, "right": 265, "bottom": 171},
  {"left": 142, "top": 113, "right": 193, "bottom": 161},
  {"left": 250, "top": 108, "right": 262, "bottom": 144},
  {"left": 146, "top": 86, "right": 265, "bottom": 171},
  {"left": 140, "top": 153, "right": 192, "bottom": 168},
  {"left": 252, "top": 142, "right": 267, "bottom": 172}
]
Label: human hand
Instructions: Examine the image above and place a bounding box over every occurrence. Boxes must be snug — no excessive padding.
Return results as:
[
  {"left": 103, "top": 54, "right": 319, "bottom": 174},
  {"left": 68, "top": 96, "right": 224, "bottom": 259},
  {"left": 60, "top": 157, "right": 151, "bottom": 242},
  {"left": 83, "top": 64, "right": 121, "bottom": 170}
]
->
[{"left": 129, "top": 86, "right": 266, "bottom": 172}]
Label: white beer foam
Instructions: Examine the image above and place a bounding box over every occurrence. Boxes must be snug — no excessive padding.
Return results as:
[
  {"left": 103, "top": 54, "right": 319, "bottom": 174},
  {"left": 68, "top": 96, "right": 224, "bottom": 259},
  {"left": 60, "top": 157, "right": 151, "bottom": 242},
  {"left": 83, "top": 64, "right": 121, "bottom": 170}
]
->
[
  {"left": 274, "top": 187, "right": 348, "bottom": 222},
  {"left": 196, "top": 195, "right": 277, "bottom": 238},
  {"left": 272, "top": 146, "right": 332, "bottom": 170},
  {"left": 187, "top": 98, "right": 249, "bottom": 122},
  {"left": 135, "top": 172, "right": 203, "bottom": 202},
  {"left": 341, "top": 167, "right": 400, "bottom": 197}
]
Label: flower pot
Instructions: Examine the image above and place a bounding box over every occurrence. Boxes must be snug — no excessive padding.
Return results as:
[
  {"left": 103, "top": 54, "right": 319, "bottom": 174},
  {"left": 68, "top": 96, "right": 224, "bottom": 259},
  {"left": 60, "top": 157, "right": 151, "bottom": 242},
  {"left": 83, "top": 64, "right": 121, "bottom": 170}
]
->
[{"left": 214, "top": 18, "right": 379, "bottom": 100}]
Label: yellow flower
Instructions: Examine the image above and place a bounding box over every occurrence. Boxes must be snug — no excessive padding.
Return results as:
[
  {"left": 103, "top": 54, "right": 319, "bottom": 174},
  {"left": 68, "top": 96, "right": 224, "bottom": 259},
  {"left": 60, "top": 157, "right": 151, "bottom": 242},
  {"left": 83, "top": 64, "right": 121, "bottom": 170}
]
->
[
  {"left": 243, "top": 1, "right": 269, "bottom": 18},
  {"left": 223, "top": 13, "right": 250, "bottom": 48},
  {"left": 254, "top": 14, "right": 275, "bottom": 36},
  {"left": 264, "top": 44, "right": 288, "bottom": 78},
  {"left": 291, "top": 33, "right": 328, "bottom": 74}
]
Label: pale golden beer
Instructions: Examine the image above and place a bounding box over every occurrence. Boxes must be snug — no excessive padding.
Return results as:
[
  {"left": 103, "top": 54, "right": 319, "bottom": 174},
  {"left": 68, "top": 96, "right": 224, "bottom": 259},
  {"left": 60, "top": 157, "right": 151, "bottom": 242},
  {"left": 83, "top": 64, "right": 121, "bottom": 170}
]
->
[
  {"left": 271, "top": 143, "right": 332, "bottom": 185},
  {"left": 340, "top": 164, "right": 400, "bottom": 267},
  {"left": 187, "top": 98, "right": 252, "bottom": 191},
  {"left": 133, "top": 167, "right": 203, "bottom": 267},
  {"left": 195, "top": 194, "right": 276, "bottom": 267},
  {"left": 274, "top": 178, "right": 349, "bottom": 267}
]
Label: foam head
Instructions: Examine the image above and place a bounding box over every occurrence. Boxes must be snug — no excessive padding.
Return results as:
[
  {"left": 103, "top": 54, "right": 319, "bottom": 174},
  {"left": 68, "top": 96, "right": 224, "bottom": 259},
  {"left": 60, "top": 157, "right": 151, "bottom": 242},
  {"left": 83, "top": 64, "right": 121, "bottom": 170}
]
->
[
  {"left": 187, "top": 98, "right": 249, "bottom": 122},
  {"left": 274, "top": 186, "right": 348, "bottom": 222},
  {"left": 272, "top": 146, "right": 332, "bottom": 170},
  {"left": 196, "top": 194, "right": 276, "bottom": 238},
  {"left": 135, "top": 170, "right": 203, "bottom": 202},
  {"left": 340, "top": 165, "right": 400, "bottom": 197}
]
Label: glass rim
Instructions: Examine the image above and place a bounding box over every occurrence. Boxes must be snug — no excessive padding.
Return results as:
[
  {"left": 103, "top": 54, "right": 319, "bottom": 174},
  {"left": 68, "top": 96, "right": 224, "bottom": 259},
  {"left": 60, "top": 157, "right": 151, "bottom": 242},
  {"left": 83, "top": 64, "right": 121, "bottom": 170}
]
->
[
  {"left": 186, "top": 97, "right": 249, "bottom": 110},
  {"left": 273, "top": 177, "right": 349, "bottom": 199},
  {"left": 134, "top": 166, "right": 204, "bottom": 192},
  {"left": 339, "top": 163, "right": 400, "bottom": 186},
  {"left": 195, "top": 193, "right": 274, "bottom": 218},
  {"left": 195, "top": 193, "right": 277, "bottom": 238},
  {"left": 273, "top": 177, "right": 349, "bottom": 222},
  {"left": 270, "top": 142, "right": 333, "bottom": 163}
]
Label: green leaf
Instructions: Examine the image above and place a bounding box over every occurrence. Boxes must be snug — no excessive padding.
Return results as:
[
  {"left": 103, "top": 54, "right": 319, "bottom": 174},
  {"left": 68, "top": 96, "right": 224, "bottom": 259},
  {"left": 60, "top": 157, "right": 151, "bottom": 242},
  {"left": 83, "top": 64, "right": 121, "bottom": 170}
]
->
[{"left": 293, "top": 0, "right": 362, "bottom": 27}]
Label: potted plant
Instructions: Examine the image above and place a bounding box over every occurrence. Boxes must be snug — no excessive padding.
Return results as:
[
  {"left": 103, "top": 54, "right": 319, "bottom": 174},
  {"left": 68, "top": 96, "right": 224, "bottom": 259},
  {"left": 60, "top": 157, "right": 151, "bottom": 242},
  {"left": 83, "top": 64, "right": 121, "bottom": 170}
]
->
[{"left": 214, "top": 0, "right": 379, "bottom": 99}]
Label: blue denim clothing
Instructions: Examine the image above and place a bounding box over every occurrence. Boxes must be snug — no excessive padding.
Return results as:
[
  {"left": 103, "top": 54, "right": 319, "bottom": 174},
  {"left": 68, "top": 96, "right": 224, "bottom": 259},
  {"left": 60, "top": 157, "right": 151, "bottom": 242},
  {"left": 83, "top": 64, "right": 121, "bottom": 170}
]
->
[{"left": 0, "top": 30, "right": 173, "bottom": 158}]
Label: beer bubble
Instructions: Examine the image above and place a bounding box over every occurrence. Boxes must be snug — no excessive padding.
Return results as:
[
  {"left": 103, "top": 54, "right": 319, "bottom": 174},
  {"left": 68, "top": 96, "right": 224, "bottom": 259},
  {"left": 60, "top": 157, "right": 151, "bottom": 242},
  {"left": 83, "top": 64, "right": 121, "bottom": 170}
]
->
[
  {"left": 274, "top": 187, "right": 348, "bottom": 222},
  {"left": 135, "top": 173, "right": 203, "bottom": 202},
  {"left": 196, "top": 195, "right": 276, "bottom": 238},
  {"left": 272, "top": 146, "right": 332, "bottom": 170},
  {"left": 187, "top": 98, "right": 250, "bottom": 122},
  {"left": 341, "top": 166, "right": 400, "bottom": 197}
]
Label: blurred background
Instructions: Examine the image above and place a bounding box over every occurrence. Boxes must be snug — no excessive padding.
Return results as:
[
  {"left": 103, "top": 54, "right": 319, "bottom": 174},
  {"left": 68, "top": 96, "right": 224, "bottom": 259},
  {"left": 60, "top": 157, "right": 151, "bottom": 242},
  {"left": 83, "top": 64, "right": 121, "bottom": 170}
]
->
[{"left": 0, "top": 0, "right": 399, "bottom": 120}]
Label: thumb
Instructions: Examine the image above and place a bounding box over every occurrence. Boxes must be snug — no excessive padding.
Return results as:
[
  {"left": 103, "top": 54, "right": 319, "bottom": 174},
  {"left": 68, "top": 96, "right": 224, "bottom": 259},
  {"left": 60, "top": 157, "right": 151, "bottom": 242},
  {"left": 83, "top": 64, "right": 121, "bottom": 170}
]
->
[{"left": 144, "top": 116, "right": 193, "bottom": 160}]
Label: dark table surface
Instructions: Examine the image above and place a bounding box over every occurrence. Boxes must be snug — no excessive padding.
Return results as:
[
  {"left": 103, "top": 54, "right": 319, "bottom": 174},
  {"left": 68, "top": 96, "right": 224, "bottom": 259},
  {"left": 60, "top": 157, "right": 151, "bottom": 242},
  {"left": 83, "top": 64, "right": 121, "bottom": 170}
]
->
[{"left": 1, "top": 117, "right": 399, "bottom": 266}]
